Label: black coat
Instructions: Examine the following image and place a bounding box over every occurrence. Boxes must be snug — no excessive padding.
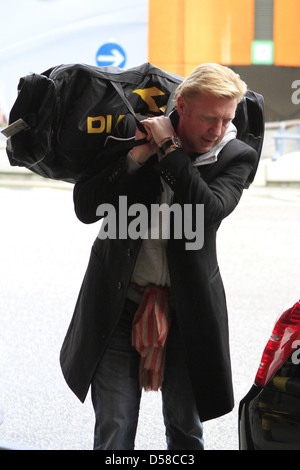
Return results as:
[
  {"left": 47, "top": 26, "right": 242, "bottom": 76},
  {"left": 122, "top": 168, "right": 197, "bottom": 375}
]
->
[{"left": 60, "top": 138, "right": 257, "bottom": 422}]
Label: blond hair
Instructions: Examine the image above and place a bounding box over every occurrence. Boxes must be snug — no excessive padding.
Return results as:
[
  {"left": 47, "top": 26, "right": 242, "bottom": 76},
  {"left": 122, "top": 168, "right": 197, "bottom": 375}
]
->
[{"left": 174, "top": 63, "right": 247, "bottom": 105}]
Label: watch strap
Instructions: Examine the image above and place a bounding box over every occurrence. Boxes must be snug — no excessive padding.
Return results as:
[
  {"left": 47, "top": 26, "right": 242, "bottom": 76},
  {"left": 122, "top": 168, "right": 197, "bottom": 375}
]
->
[{"left": 160, "top": 138, "right": 174, "bottom": 155}]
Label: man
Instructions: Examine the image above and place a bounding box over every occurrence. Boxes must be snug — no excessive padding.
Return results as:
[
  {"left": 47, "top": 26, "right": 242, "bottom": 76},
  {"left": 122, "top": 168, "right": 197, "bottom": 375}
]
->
[{"left": 60, "top": 63, "right": 258, "bottom": 450}]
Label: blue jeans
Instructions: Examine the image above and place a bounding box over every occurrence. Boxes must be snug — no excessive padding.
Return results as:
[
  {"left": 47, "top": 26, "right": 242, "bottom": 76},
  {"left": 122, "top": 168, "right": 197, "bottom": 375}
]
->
[{"left": 91, "top": 298, "right": 204, "bottom": 450}]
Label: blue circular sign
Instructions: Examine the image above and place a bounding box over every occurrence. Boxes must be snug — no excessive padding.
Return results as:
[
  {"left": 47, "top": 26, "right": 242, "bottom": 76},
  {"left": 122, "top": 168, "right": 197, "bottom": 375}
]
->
[{"left": 96, "top": 42, "right": 127, "bottom": 68}]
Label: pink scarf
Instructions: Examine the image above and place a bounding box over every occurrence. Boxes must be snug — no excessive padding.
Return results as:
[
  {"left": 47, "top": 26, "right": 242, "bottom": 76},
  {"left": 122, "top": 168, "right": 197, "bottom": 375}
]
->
[{"left": 131, "top": 283, "right": 172, "bottom": 391}]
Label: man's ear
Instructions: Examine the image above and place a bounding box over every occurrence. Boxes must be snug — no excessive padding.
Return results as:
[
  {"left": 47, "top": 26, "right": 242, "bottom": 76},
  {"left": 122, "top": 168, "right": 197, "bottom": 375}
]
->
[{"left": 176, "top": 95, "right": 185, "bottom": 116}]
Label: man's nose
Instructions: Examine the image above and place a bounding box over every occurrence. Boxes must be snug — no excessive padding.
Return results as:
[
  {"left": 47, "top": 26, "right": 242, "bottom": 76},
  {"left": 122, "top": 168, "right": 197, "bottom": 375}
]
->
[{"left": 210, "top": 119, "right": 223, "bottom": 137}]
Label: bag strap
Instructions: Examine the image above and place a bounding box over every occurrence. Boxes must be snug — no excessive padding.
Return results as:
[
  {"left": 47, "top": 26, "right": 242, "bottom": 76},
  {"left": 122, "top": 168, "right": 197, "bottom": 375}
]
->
[
  {"left": 100, "top": 134, "right": 149, "bottom": 157},
  {"left": 165, "top": 88, "right": 176, "bottom": 116},
  {"left": 110, "top": 81, "right": 146, "bottom": 133}
]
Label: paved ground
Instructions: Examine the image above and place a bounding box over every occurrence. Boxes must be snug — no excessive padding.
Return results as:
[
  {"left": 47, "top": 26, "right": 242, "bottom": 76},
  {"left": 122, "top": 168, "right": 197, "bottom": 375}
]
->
[{"left": 0, "top": 178, "right": 299, "bottom": 450}]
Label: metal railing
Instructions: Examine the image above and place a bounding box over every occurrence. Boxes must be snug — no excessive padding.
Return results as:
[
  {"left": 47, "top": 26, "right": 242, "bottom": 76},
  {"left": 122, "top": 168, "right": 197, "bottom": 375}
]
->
[{"left": 265, "top": 119, "right": 300, "bottom": 160}]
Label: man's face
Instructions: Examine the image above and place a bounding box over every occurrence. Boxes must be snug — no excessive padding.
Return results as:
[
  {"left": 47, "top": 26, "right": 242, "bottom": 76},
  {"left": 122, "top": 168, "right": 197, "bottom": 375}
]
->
[{"left": 176, "top": 93, "right": 237, "bottom": 155}]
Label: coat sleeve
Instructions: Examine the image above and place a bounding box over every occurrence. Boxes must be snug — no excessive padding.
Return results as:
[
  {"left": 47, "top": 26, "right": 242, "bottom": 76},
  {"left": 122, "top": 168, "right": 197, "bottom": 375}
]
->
[{"left": 155, "top": 141, "right": 258, "bottom": 226}]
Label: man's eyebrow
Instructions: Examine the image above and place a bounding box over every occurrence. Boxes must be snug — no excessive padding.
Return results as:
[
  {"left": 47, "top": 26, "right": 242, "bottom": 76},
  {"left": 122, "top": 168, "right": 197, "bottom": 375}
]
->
[{"left": 200, "top": 112, "right": 233, "bottom": 120}]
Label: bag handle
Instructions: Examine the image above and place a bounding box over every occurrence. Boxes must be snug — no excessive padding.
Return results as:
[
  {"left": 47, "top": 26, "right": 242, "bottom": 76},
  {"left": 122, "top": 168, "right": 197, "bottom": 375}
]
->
[{"left": 110, "top": 81, "right": 146, "bottom": 134}]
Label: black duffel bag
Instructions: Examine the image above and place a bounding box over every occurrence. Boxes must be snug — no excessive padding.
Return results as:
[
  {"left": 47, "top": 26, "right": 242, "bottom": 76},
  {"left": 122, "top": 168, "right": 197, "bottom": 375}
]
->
[
  {"left": 2, "top": 62, "right": 264, "bottom": 187},
  {"left": 3, "top": 62, "right": 182, "bottom": 183}
]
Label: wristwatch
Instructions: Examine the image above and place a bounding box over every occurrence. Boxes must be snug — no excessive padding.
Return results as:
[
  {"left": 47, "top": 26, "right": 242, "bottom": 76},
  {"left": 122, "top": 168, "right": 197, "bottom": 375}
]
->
[{"left": 160, "top": 135, "right": 182, "bottom": 155}]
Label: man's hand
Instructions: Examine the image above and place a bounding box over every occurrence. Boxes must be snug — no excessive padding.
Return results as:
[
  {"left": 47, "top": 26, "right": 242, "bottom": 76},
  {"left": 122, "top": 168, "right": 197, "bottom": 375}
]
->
[
  {"left": 129, "top": 125, "right": 158, "bottom": 164},
  {"left": 129, "top": 116, "right": 176, "bottom": 164},
  {"left": 141, "top": 116, "right": 176, "bottom": 147}
]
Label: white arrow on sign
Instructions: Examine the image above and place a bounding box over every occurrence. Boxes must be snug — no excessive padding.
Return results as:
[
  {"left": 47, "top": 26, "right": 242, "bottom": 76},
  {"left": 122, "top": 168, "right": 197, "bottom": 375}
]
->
[{"left": 96, "top": 48, "right": 125, "bottom": 67}]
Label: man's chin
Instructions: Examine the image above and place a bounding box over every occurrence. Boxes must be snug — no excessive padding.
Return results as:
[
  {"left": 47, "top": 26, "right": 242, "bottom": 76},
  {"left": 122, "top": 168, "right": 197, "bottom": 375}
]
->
[
  {"left": 197, "top": 144, "right": 215, "bottom": 154},
  {"left": 197, "top": 138, "right": 218, "bottom": 154}
]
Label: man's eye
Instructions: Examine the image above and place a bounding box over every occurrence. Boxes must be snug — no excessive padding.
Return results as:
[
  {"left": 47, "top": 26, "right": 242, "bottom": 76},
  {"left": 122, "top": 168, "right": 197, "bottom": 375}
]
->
[{"left": 200, "top": 116, "right": 212, "bottom": 123}]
